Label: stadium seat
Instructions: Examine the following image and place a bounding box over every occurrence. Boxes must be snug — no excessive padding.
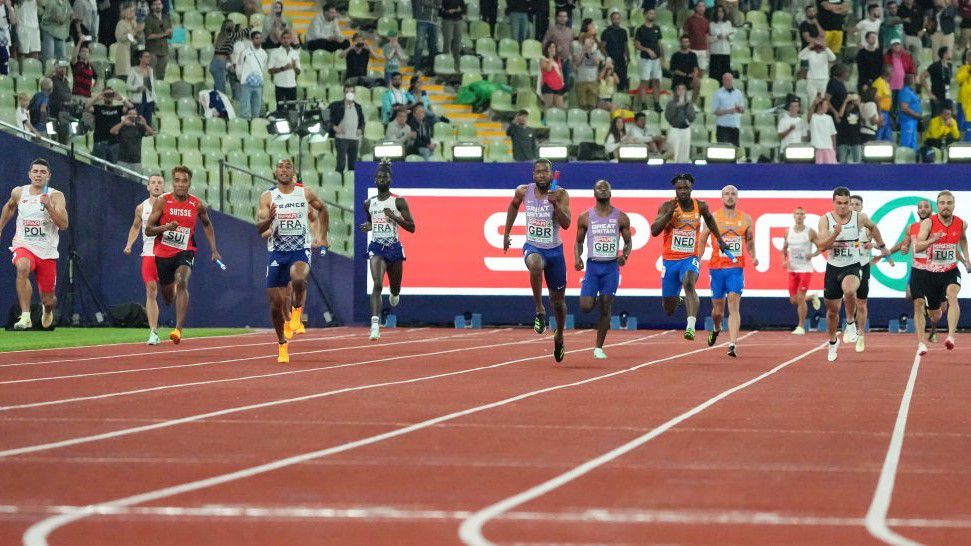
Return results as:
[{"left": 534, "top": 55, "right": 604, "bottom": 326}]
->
[
  {"left": 476, "top": 37, "right": 497, "bottom": 56},
  {"left": 433, "top": 55, "right": 457, "bottom": 76},
  {"left": 521, "top": 40, "right": 543, "bottom": 61},
  {"left": 498, "top": 39, "right": 520, "bottom": 59}
]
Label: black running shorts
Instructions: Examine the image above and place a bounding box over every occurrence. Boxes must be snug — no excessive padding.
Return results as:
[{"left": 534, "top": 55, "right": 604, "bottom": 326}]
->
[
  {"left": 155, "top": 251, "right": 195, "bottom": 286},
  {"left": 824, "top": 263, "right": 862, "bottom": 300},
  {"left": 856, "top": 263, "right": 871, "bottom": 300},
  {"left": 922, "top": 268, "right": 961, "bottom": 311}
]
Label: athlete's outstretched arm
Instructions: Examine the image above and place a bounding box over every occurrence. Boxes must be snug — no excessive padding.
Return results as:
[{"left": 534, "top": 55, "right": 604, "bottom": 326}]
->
[
  {"left": 697, "top": 223, "right": 709, "bottom": 257},
  {"left": 859, "top": 213, "right": 889, "bottom": 258},
  {"left": 503, "top": 185, "right": 527, "bottom": 253},
  {"left": 197, "top": 201, "right": 223, "bottom": 262},
  {"left": 618, "top": 212, "right": 632, "bottom": 266},
  {"left": 649, "top": 200, "right": 674, "bottom": 237},
  {"left": 574, "top": 211, "right": 589, "bottom": 271},
  {"left": 699, "top": 201, "right": 728, "bottom": 251},
  {"left": 304, "top": 187, "right": 329, "bottom": 247},
  {"left": 744, "top": 214, "right": 758, "bottom": 266},
  {"left": 255, "top": 191, "right": 276, "bottom": 234},
  {"left": 124, "top": 203, "right": 143, "bottom": 254},
  {"left": 0, "top": 187, "right": 21, "bottom": 235},
  {"left": 914, "top": 217, "right": 936, "bottom": 253},
  {"left": 387, "top": 197, "right": 415, "bottom": 233},
  {"left": 551, "top": 189, "right": 571, "bottom": 229}
]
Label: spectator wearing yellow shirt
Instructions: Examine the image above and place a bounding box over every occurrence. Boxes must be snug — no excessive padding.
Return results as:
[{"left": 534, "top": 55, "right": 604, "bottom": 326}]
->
[
  {"left": 873, "top": 64, "right": 893, "bottom": 141},
  {"left": 920, "top": 102, "right": 960, "bottom": 162},
  {"left": 956, "top": 50, "right": 971, "bottom": 139}
]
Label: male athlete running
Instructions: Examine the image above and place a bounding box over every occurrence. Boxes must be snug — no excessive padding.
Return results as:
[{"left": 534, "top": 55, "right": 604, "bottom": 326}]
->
[
  {"left": 124, "top": 173, "right": 165, "bottom": 345},
  {"left": 0, "top": 159, "right": 69, "bottom": 330},
  {"left": 699, "top": 185, "right": 757, "bottom": 357},
  {"left": 504, "top": 158, "right": 572, "bottom": 362},
  {"left": 915, "top": 190, "right": 969, "bottom": 353},
  {"left": 575, "top": 179, "right": 632, "bottom": 359},
  {"left": 886, "top": 199, "right": 937, "bottom": 348},
  {"left": 257, "top": 158, "right": 328, "bottom": 363},
  {"left": 781, "top": 207, "right": 821, "bottom": 334},
  {"left": 816, "top": 186, "right": 888, "bottom": 362},
  {"left": 650, "top": 173, "right": 727, "bottom": 341},
  {"left": 848, "top": 194, "right": 891, "bottom": 352},
  {"left": 361, "top": 158, "right": 415, "bottom": 341},
  {"left": 145, "top": 165, "right": 222, "bottom": 344}
]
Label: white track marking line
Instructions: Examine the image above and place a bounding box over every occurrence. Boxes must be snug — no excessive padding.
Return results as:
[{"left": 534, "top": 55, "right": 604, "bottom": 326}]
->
[
  {"left": 18, "top": 331, "right": 696, "bottom": 545},
  {"left": 0, "top": 329, "right": 287, "bottom": 357},
  {"left": 0, "top": 330, "right": 616, "bottom": 456},
  {"left": 0, "top": 330, "right": 521, "bottom": 414},
  {"left": 458, "top": 340, "right": 825, "bottom": 546},
  {"left": 864, "top": 352, "right": 925, "bottom": 546}
]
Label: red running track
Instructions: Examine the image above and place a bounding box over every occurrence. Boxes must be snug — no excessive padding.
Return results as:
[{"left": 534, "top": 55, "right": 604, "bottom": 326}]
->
[{"left": 0, "top": 327, "right": 967, "bottom": 545}]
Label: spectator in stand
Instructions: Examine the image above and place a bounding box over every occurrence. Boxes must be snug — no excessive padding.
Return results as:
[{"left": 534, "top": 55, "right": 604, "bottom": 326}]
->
[
  {"left": 597, "top": 58, "right": 619, "bottom": 111},
  {"left": 341, "top": 32, "right": 378, "bottom": 86},
  {"left": 898, "top": 73, "right": 922, "bottom": 149},
  {"left": 818, "top": 0, "right": 849, "bottom": 54},
  {"left": 957, "top": 49, "right": 971, "bottom": 137},
  {"left": 800, "top": 5, "right": 825, "bottom": 49},
  {"left": 144, "top": 0, "right": 171, "bottom": 79},
  {"left": 670, "top": 35, "right": 700, "bottom": 106},
  {"left": 236, "top": 30, "right": 267, "bottom": 119},
  {"left": 601, "top": 10, "right": 628, "bottom": 91},
  {"left": 328, "top": 83, "right": 365, "bottom": 172},
  {"left": 16, "top": 93, "right": 41, "bottom": 137},
  {"left": 413, "top": 0, "right": 441, "bottom": 74},
  {"left": 133, "top": 0, "right": 149, "bottom": 26},
  {"left": 920, "top": 100, "right": 960, "bottom": 160},
  {"left": 859, "top": 85, "right": 883, "bottom": 143},
  {"left": 898, "top": 0, "right": 924, "bottom": 57},
  {"left": 961, "top": 0, "right": 971, "bottom": 54},
  {"left": 627, "top": 111, "right": 667, "bottom": 154},
  {"left": 27, "top": 78, "right": 52, "bottom": 137},
  {"left": 39, "top": 0, "right": 71, "bottom": 61},
  {"left": 409, "top": 72, "right": 442, "bottom": 123},
  {"left": 0, "top": 0, "right": 11, "bottom": 76},
  {"left": 854, "top": 4, "right": 882, "bottom": 47},
  {"left": 111, "top": 105, "right": 155, "bottom": 173},
  {"left": 931, "top": 0, "right": 956, "bottom": 56},
  {"left": 826, "top": 63, "right": 849, "bottom": 124},
  {"left": 382, "top": 31, "right": 408, "bottom": 86},
  {"left": 573, "top": 30, "right": 602, "bottom": 111},
  {"left": 885, "top": 38, "right": 915, "bottom": 107},
  {"left": 856, "top": 31, "right": 884, "bottom": 91},
  {"left": 70, "top": 40, "right": 95, "bottom": 100},
  {"left": 86, "top": 88, "right": 130, "bottom": 162},
  {"left": 481, "top": 0, "right": 496, "bottom": 35},
  {"left": 97, "top": 0, "right": 118, "bottom": 48},
  {"left": 506, "top": 0, "right": 531, "bottom": 44},
  {"left": 921, "top": 46, "right": 953, "bottom": 116},
  {"left": 873, "top": 64, "right": 894, "bottom": 139},
  {"left": 540, "top": 40, "right": 566, "bottom": 108},
  {"left": 17, "top": 0, "right": 41, "bottom": 61},
  {"left": 114, "top": 4, "right": 139, "bottom": 78},
  {"left": 47, "top": 60, "right": 71, "bottom": 120},
  {"left": 408, "top": 104, "right": 437, "bottom": 159},
  {"left": 778, "top": 96, "right": 808, "bottom": 153},
  {"left": 603, "top": 116, "right": 626, "bottom": 160},
  {"left": 306, "top": 4, "right": 349, "bottom": 52},
  {"left": 533, "top": 0, "right": 549, "bottom": 42},
  {"left": 836, "top": 92, "right": 862, "bottom": 163},
  {"left": 683, "top": 1, "right": 709, "bottom": 73},
  {"left": 262, "top": 1, "right": 291, "bottom": 49},
  {"left": 127, "top": 49, "right": 156, "bottom": 125},
  {"left": 72, "top": 0, "right": 98, "bottom": 42},
  {"left": 665, "top": 83, "right": 695, "bottom": 162},
  {"left": 634, "top": 8, "right": 663, "bottom": 113},
  {"left": 708, "top": 5, "right": 733, "bottom": 82},
  {"left": 211, "top": 20, "right": 240, "bottom": 94},
  {"left": 712, "top": 71, "right": 744, "bottom": 146},
  {"left": 553, "top": 0, "right": 575, "bottom": 23},
  {"left": 880, "top": 0, "right": 903, "bottom": 48},
  {"left": 381, "top": 71, "right": 415, "bottom": 122},
  {"left": 440, "top": 0, "right": 465, "bottom": 68},
  {"left": 267, "top": 29, "right": 301, "bottom": 112},
  {"left": 385, "top": 106, "right": 415, "bottom": 145},
  {"left": 507, "top": 109, "right": 537, "bottom": 161},
  {"left": 810, "top": 96, "right": 838, "bottom": 163},
  {"left": 544, "top": 10, "right": 573, "bottom": 82}
]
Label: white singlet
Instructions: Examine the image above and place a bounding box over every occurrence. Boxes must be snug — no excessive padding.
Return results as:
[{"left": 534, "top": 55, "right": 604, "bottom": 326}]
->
[
  {"left": 786, "top": 225, "right": 814, "bottom": 273},
  {"left": 11, "top": 185, "right": 60, "bottom": 260},
  {"left": 826, "top": 211, "right": 861, "bottom": 268},
  {"left": 267, "top": 186, "right": 311, "bottom": 252},
  {"left": 368, "top": 194, "right": 400, "bottom": 244},
  {"left": 140, "top": 197, "right": 156, "bottom": 257}
]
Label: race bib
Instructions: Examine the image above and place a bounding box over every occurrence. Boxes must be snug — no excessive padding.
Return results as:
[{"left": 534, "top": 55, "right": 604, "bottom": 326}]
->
[
  {"left": 723, "top": 236, "right": 742, "bottom": 254},
  {"left": 672, "top": 229, "right": 696, "bottom": 253},
  {"left": 21, "top": 219, "right": 46, "bottom": 241},
  {"left": 372, "top": 217, "right": 395, "bottom": 240},
  {"left": 592, "top": 235, "right": 618, "bottom": 259},
  {"left": 276, "top": 213, "right": 305, "bottom": 236},
  {"left": 161, "top": 226, "right": 190, "bottom": 250},
  {"left": 930, "top": 243, "right": 956, "bottom": 264},
  {"left": 832, "top": 241, "right": 856, "bottom": 259},
  {"left": 527, "top": 217, "right": 554, "bottom": 244}
]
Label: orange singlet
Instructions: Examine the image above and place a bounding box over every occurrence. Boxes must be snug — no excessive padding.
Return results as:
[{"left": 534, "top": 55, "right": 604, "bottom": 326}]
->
[
  {"left": 661, "top": 198, "right": 702, "bottom": 261},
  {"left": 708, "top": 209, "right": 750, "bottom": 269}
]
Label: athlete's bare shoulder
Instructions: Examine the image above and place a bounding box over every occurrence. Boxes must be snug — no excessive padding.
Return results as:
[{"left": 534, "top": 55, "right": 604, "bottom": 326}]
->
[{"left": 9, "top": 186, "right": 23, "bottom": 201}]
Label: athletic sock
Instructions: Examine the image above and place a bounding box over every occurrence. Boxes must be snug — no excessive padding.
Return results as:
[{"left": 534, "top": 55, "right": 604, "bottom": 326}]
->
[
  {"left": 20, "top": 312, "right": 30, "bottom": 320},
  {"left": 371, "top": 316, "right": 379, "bottom": 324},
  {"left": 686, "top": 316, "right": 696, "bottom": 330}
]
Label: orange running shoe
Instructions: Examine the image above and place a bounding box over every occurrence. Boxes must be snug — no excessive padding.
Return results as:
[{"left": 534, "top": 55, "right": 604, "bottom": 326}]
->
[
  {"left": 289, "top": 307, "right": 305, "bottom": 335},
  {"left": 277, "top": 342, "right": 289, "bottom": 364},
  {"left": 283, "top": 320, "right": 294, "bottom": 340},
  {"left": 169, "top": 329, "right": 182, "bottom": 344}
]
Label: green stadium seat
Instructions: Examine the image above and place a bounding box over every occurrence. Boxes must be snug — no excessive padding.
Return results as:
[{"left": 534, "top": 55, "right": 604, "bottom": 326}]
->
[
  {"left": 433, "top": 54, "right": 457, "bottom": 76},
  {"left": 548, "top": 124, "right": 570, "bottom": 143},
  {"left": 505, "top": 57, "right": 528, "bottom": 77},
  {"left": 476, "top": 38, "right": 497, "bottom": 56},
  {"left": 546, "top": 107, "right": 566, "bottom": 125},
  {"left": 182, "top": 117, "right": 203, "bottom": 135},
  {"left": 177, "top": 134, "right": 199, "bottom": 151},
  {"left": 498, "top": 39, "right": 520, "bottom": 59},
  {"left": 567, "top": 108, "right": 588, "bottom": 126},
  {"left": 521, "top": 40, "right": 543, "bottom": 61},
  {"left": 349, "top": 0, "right": 376, "bottom": 22},
  {"left": 182, "top": 11, "right": 204, "bottom": 31},
  {"left": 746, "top": 10, "right": 768, "bottom": 28},
  {"left": 482, "top": 54, "right": 504, "bottom": 76},
  {"left": 491, "top": 90, "right": 515, "bottom": 116},
  {"left": 377, "top": 17, "right": 398, "bottom": 37},
  {"left": 572, "top": 125, "right": 594, "bottom": 144},
  {"left": 748, "top": 28, "right": 770, "bottom": 47},
  {"left": 204, "top": 11, "right": 225, "bottom": 33},
  {"left": 400, "top": 17, "right": 417, "bottom": 39}
]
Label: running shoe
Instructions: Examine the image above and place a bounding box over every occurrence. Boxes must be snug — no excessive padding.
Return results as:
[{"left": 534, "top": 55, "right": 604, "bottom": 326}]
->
[
  {"left": 288, "top": 307, "right": 304, "bottom": 335},
  {"left": 277, "top": 342, "right": 289, "bottom": 364},
  {"left": 390, "top": 293, "right": 400, "bottom": 307},
  {"left": 369, "top": 322, "right": 380, "bottom": 341},
  {"left": 593, "top": 347, "right": 607, "bottom": 359},
  {"left": 294, "top": 322, "right": 306, "bottom": 335},
  {"left": 553, "top": 338, "right": 565, "bottom": 363},
  {"left": 41, "top": 305, "right": 53, "bottom": 328},
  {"left": 284, "top": 320, "right": 295, "bottom": 340},
  {"left": 843, "top": 321, "right": 858, "bottom": 343},
  {"left": 827, "top": 339, "right": 840, "bottom": 362},
  {"left": 810, "top": 293, "right": 821, "bottom": 311},
  {"left": 930, "top": 331, "right": 939, "bottom": 343},
  {"left": 917, "top": 342, "right": 928, "bottom": 356},
  {"left": 727, "top": 343, "right": 737, "bottom": 358},
  {"left": 147, "top": 332, "right": 160, "bottom": 346},
  {"left": 169, "top": 329, "right": 182, "bottom": 344},
  {"left": 684, "top": 328, "right": 695, "bottom": 341},
  {"left": 12, "top": 314, "right": 31, "bottom": 330},
  {"left": 855, "top": 335, "right": 865, "bottom": 353},
  {"left": 533, "top": 313, "right": 547, "bottom": 334},
  {"left": 707, "top": 329, "right": 720, "bottom": 347},
  {"left": 792, "top": 326, "right": 806, "bottom": 335},
  {"left": 945, "top": 336, "right": 955, "bottom": 351}
]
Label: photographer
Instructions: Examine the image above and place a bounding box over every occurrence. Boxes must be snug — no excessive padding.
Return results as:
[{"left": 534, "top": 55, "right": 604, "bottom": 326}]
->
[
  {"left": 85, "top": 88, "right": 131, "bottom": 162},
  {"left": 111, "top": 105, "right": 155, "bottom": 174},
  {"left": 339, "top": 33, "right": 378, "bottom": 87},
  {"left": 573, "top": 32, "right": 602, "bottom": 111}
]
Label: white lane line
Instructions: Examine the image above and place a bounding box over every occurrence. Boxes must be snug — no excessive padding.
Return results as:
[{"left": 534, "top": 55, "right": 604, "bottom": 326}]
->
[
  {"left": 19, "top": 331, "right": 693, "bottom": 545},
  {"left": 0, "top": 329, "right": 284, "bottom": 357},
  {"left": 0, "top": 329, "right": 360, "bottom": 368},
  {"left": 0, "top": 330, "right": 601, "bottom": 456},
  {"left": 458, "top": 341, "right": 825, "bottom": 546},
  {"left": 0, "top": 330, "right": 505, "bottom": 412},
  {"left": 864, "top": 352, "right": 925, "bottom": 546}
]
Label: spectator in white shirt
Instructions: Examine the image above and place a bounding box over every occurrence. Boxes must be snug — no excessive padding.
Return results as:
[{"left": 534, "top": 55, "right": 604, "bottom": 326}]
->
[
  {"left": 306, "top": 4, "right": 349, "bottom": 52},
  {"left": 604, "top": 116, "right": 627, "bottom": 159},
  {"left": 126, "top": 50, "right": 156, "bottom": 125},
  {"left": 267, "top": 29, "right": 301, "bottom": 112},
  {"left": 236, "top": 30, "right": 268, "bottom": 119},
  {"left": 16, "top": 93, "right": 41, "bottom": 137},
  {"left": 777, "top": 96, "right": 808, "bottom": 153},
  {"left": 799, "top": 43, "right": 836, "bottom": 106},
  {"left": 627, "top": 111, "right": 668, "bottom": 154},
  {"left": 385, "top": 107, "right": 415, "bottom": 145},
  {"left": 853, "top": 4, "right": 882, "bottom": 47},
  {"left": 809, "top": 96, "right": 838, "bottom": 163},
  {"left": 707, "top": 5, "right": 734, "bottom": 81}
]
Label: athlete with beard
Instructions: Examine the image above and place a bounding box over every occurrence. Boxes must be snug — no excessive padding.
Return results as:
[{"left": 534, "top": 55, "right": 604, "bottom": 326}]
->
[
  {"left": 883, "top": 199, "right": 938, "bottom": 349},
  {"left": 124, "top": 173, "right": 166, "bottom": 345}
]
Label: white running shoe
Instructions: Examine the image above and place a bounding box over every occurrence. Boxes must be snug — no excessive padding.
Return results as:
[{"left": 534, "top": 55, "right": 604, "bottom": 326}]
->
[
  {"left": 13, "top": 314, "right": 31, "bottom": 330},
  {"left": 41, "top": 306, "right": 54, "bottom": 328},
  {"left": 390, "top": 294, "right": 400, "bottom": 307},
  {"left": 147, "top": 332, "right": 160, "bottom": 346},
  {"left": 593, "top": 348, "right": 607, "bottom": 359},
  {"left": 811, "top": 293, "right": 821, "bottom": 311},
  {"left": 792, "top": 326, "right": 806, "bottom": 335},
  {"left": 827, "top": 339, "right": 840, "bottom": 362},
  {"left": 855, "top": 335, "right": 865, "bottom": 353},
  {"left": 917, "top": 343, "right": 928, "bottom": 356},
  {"left": 369, "top": 322, "right": 380, "bottom": 341},
  {"left": 843, "top": 322, "right": 858, "bottom": 343}
]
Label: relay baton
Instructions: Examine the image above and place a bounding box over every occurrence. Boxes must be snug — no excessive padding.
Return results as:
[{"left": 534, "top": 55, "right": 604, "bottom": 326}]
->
[
  {"left": 215, "top": 259, "right": 227, "bottom": 270},
  {"left": 551, "top": 170, "right": 560, "bottom": 191}
]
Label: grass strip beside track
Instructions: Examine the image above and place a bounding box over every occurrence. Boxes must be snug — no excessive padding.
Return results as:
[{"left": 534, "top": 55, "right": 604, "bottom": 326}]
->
[{"left": 0, "top": 328, "right": 253, "bottom": 352}]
